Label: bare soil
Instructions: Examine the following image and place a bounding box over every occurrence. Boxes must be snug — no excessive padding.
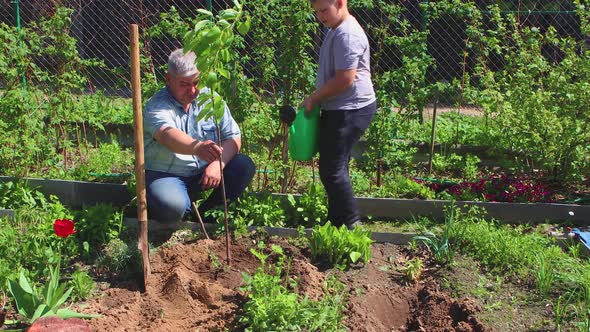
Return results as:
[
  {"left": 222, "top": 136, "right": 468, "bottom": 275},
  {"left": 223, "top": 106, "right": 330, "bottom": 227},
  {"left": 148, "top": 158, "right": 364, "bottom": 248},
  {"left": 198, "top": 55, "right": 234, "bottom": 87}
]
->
[{"left": 75, "top": 233, "right": 491, "bottom": 332}]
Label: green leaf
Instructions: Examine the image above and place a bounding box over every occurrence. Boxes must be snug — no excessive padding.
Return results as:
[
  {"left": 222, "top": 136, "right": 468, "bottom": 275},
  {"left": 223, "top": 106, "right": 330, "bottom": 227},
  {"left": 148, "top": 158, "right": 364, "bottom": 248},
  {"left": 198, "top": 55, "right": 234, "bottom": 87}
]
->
[
  {"left": 194, "top": 19, "right": 210, "bottom": 32},
  {"left": 218, "top": 68, "right": 230, "bottom": 79},
  {"left": 8, "top": 277, "right": 35, "bottom": 318},
  {"left": 31, "top": 304, "right": 51, "bottom": 322},
  {"left": 220, "top": 9, "right": 239, "bottom": 21},
  {"left": 213, "top": 96, "right": 225, "bottom": 120},
  {"left": 52, "top": 287, "right": 73, "bottom": 310},
  {"left": 218, "top": 19, "right": 231, "bottom": 28},
  {"left": 197, "top": 9, "right": 213, "bottom": 17},
  {"left": 207, "top": 72, "right": 218, "bottom": 86},
  {"left": 18, "top": 270, "right": 33, "bottom": 294},
  {"left": 55, "top": 308, "right": 102, "bottom": 319},
  {"left": 237, "top": 16, "right": 251, "bottom": 35}
]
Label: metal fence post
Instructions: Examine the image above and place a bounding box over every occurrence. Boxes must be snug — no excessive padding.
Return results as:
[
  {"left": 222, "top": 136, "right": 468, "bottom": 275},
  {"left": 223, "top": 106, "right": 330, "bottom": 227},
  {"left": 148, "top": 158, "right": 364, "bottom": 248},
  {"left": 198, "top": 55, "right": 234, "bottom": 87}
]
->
[{"left": 11, "top": 0, "right": 26, "bottom": 87}]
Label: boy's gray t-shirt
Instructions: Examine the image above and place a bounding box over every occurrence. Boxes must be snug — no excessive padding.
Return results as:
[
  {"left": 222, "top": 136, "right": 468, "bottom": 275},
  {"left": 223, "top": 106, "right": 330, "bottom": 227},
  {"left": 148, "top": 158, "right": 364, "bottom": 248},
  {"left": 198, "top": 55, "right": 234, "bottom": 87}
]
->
[{"left": 317, "top": 16, "right": 375, "bottom": 111}]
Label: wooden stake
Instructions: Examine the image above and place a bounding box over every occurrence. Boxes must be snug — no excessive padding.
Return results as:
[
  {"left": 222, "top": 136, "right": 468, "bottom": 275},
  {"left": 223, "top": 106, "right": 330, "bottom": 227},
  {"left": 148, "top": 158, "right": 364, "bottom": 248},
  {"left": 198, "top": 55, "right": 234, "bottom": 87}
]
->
[
  {"left": 191, "top": 202, "right": 210, "bottom": 240},
  {"left": 129, "top": 24, "right": 150, "bottom": 291},
  {"left": 428, "top": 98, "right": 438, "bottom": 175}
]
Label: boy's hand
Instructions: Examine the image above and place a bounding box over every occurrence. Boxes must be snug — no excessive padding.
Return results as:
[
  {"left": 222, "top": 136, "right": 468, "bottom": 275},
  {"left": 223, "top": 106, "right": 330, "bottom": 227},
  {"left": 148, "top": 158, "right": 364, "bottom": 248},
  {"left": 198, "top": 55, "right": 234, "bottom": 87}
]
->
[
  {"left": 279, "top": 105, "right": 296, "bottom": 125},
  {"left": 301, "top": 96, "right": 315, "bottom": 113}
]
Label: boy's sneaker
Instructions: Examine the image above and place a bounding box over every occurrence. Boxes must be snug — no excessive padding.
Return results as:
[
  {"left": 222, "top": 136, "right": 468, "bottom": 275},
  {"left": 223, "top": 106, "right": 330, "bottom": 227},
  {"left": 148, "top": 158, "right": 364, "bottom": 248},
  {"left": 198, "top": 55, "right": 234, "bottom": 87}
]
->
[{"left": 346, "top": 221, "right": 362, "bottom": 230}]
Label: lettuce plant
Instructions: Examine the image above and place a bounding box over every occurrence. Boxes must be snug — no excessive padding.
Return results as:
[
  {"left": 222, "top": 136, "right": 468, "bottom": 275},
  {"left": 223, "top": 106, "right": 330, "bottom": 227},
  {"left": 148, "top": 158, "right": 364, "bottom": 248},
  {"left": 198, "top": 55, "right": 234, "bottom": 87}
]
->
[{"left": 309, "top": 222, "right": 373, "bottom": 268}]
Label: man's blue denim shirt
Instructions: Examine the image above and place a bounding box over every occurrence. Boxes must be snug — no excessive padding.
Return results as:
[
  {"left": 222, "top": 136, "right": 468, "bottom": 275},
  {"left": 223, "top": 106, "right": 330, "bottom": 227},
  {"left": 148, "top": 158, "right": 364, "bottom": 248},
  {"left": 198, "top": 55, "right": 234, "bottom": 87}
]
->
[{"left": 143, "top": 87, "right": 241, "bottom": 177}]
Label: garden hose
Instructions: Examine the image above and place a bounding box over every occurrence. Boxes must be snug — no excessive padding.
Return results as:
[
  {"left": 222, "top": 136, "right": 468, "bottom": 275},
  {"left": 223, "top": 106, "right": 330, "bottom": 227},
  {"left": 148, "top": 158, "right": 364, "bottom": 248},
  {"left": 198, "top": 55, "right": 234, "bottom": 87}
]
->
[
  {"left": 88, "top": 172, "right": 133, "bottom": 179},
  {"left": 413, "top": 176, "right": 458, "bottom": 186}
]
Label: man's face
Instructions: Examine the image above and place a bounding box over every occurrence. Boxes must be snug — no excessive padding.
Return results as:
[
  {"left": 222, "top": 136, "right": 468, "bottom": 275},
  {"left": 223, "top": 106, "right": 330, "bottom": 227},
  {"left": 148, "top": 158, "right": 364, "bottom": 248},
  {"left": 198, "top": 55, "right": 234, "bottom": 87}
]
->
[
  {"left": 312, "top": 0, "right": 341, "bottom": 29},
  {"left": 165, "top": 73, "right": 200, "bottom": 107}
]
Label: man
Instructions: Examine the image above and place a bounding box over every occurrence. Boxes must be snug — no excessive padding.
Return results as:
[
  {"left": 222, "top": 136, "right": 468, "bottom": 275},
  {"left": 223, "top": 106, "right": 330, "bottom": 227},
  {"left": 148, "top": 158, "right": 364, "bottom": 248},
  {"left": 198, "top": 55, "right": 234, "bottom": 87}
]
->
[{"left": 143, "top": 48, "right": 255, "bottom": 223}]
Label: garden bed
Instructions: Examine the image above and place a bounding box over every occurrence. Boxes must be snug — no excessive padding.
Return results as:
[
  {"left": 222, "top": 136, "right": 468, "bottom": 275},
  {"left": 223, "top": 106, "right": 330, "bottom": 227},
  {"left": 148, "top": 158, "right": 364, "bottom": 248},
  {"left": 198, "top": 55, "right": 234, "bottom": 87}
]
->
[{"left": 72, "top": 234, "right": 489, "bottom": 331}]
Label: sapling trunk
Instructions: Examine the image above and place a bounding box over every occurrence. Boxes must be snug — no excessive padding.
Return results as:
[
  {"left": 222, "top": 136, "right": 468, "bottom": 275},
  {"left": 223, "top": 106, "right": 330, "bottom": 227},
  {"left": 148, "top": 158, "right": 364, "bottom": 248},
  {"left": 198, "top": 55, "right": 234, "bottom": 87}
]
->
[
  {"left": 214, "top": 119, "right": 231, "bottom": 265},
  {"left": 280, "top": 124, "right": 289, "bottom": 193}
]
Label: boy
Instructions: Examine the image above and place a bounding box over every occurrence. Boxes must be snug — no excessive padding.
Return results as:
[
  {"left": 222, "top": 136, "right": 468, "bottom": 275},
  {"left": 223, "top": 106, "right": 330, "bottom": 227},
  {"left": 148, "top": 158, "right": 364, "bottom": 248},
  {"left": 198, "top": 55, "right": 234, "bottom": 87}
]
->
[{"left": 301, "top": 0, "right": 377, "bottom": 229}]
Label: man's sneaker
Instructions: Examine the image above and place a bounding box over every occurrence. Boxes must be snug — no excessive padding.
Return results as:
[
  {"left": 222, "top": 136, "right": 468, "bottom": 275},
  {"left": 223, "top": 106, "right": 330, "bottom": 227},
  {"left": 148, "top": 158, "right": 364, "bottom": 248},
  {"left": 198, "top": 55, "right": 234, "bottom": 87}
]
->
[{"left": 346, "top": 220, "right": 362, "bottom": 230}]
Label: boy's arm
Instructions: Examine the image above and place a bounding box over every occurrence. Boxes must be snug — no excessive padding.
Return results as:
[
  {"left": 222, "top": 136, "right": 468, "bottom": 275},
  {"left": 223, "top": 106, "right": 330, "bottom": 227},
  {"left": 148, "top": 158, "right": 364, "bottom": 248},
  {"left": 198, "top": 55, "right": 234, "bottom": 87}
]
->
[{"left": 302, "top": 69, "right": 356, "bottom": 111}]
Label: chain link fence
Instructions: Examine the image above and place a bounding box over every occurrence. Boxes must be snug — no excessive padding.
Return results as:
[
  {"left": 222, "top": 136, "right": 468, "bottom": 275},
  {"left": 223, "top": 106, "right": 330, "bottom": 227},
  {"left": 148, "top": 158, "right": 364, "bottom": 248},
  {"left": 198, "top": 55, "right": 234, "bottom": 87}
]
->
[{"left": 0, "top": 0, "right": 585, "bottom": 96}]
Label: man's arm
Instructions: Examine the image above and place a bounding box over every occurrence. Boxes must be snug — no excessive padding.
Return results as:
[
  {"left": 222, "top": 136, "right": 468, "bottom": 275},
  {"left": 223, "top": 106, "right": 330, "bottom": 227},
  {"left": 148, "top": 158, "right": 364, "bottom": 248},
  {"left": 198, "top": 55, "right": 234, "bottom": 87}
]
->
[
  {"left": 219, "top": 137, "right": 241, "bottom": 169},
  {"left": 199, "top": 136, "right": 241, "bottom": 189},
  {"left": 302, "top": 69, "right": 356, "bottom": 111},
  {"left": 154, "top": 126, "right": 221, "bottom": 162}
]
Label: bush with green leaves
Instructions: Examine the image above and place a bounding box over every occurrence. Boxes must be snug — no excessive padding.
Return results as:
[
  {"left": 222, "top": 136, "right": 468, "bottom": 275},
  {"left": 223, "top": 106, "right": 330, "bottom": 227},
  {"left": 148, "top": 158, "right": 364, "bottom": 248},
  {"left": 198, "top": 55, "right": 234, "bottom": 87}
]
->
[
  {"left": 73, "top": 203, "right": 124, "bottom": 253},
  {"left": 239, "top": 243, "right": 346, "bottom": 331},
  {"left": 96, "top": 239, "right": 141, "bottom": 276},
  {"left": 72, "top": 140, "right": 134, "bottom": 181},
  {"left": 309, "top": 222, "right": 373, "bottom": 268},
  {"left": 234, "top": 193, "right": 287, "bottom": 227},
  {"left": 285, "top": 182, "right": 328, "bottom": 228}
]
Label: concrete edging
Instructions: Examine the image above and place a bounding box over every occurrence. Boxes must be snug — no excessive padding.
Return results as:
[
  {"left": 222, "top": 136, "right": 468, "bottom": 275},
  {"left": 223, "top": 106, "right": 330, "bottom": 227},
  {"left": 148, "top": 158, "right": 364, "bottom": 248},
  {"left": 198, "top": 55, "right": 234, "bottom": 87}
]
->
[
  {"left": 0, "top": 209, "right": 14, "bottom": 220},
  {"left": 1, "top": 177, "right": 588, "bottom": 224}
]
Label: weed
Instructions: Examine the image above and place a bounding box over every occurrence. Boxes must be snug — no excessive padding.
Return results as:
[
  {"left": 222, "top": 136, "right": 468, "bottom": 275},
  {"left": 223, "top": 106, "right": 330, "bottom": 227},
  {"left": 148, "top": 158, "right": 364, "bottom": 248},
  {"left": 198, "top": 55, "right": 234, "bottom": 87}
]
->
[
  {"left": 412, "top": 205, "right": 456, "bottom": 264},
  {"left": 69, "top": 270, "right": 96, "bottom": 301},
  {"left": 96, "top": 239, "right": 140, "bottom": 276},
  {"left": 402, "top": 257, "right": 424, "bottom": 282},
  {"left": 535, "top": 249, "right": 557, "bottom": 298}
]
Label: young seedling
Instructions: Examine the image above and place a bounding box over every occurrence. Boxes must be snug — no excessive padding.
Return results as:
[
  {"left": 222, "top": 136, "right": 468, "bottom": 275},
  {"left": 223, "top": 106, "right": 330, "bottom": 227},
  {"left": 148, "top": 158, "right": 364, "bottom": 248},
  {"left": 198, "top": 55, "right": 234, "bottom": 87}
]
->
[{"left": 183, "top": 0, "right": 251, "bottom": 265}]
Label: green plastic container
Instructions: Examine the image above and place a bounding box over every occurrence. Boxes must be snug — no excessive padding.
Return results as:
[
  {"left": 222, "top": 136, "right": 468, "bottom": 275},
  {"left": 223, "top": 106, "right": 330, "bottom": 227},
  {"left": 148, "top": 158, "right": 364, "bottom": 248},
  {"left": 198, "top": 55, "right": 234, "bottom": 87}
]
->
[{"left": 288, "top": 105, "right": 320, "bottom": 161}]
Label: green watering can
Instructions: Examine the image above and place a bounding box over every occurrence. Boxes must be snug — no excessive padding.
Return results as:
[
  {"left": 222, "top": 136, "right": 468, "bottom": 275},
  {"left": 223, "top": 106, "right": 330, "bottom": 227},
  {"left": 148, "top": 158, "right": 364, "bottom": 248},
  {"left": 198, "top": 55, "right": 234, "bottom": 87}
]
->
[{"left": 282, "top": 105, "right": 321, "bottom": 161}]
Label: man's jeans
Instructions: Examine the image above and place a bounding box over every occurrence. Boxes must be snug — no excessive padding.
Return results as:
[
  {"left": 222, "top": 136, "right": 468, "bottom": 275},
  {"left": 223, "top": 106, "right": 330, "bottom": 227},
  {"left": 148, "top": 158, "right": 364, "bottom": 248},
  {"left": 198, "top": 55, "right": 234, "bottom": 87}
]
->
[
  {"left": 319, "top": 102, "right": 376, "bottom": 227},
  {"left": 146, "top": 154, "right": 255, "bottom": 222}
]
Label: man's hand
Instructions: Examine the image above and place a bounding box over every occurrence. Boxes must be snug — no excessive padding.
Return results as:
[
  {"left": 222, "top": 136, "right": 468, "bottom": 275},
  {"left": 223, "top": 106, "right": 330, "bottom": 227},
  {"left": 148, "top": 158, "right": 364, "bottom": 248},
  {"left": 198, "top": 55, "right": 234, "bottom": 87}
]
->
[
  {"left": 200, "top": 160, "right": 222, "bottom": 189},
  {"left": 194, "top": 140, "right": 222, "bottom": 163}
]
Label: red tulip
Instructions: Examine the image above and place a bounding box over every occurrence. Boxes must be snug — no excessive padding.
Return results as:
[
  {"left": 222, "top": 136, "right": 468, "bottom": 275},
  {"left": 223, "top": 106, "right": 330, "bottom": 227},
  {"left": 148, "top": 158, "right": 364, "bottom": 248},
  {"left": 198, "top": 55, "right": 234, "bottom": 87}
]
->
[{"left": 53, "top": 219, "right": 76, "bottom": 238}]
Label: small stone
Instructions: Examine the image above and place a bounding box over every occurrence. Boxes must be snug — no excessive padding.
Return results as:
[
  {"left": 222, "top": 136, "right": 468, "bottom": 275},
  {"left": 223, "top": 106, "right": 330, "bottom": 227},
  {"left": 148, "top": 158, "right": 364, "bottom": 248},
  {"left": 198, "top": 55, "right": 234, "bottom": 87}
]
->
[{"left": 27, "top": 316, "right": 92, "bottom": 332}]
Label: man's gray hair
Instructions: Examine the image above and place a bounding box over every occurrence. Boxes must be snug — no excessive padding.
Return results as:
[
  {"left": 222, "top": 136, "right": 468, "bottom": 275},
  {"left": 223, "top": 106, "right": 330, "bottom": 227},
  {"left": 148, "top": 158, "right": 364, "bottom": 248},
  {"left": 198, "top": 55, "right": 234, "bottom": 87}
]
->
[{"left": 167, "top": 48, "right": 198, "bottom": 77}]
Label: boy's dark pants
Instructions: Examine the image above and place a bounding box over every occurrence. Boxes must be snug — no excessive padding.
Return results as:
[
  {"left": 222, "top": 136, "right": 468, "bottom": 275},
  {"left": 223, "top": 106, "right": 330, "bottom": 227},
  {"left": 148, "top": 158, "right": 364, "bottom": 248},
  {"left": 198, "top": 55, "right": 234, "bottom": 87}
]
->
[{"left": 319, "top": 101, "right": 376, "bottom": 227}]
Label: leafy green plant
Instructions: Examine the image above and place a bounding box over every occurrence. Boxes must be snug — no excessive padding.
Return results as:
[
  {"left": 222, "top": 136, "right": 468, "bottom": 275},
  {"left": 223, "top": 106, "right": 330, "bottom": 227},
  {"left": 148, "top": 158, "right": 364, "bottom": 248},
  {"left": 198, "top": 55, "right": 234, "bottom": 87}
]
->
[
  {"left": 74, "top": 204, "right": 124, "bottom": 253},
  {"left": 412, "top": 205, "right": 456, "bottom": 264},
  {"left": 309, "top": 222, "right": 373, "bottom": 268},
  {"left": 6, "top": 263, "right": 100, "bottom": 324},
  {"left": 239, "top": 243, "right": 345, "bottom": 331},
  {"left": 234, "top": 193, "right": 286, "bottom": 227},
  {"left": 96, "top": 239, "right": 141, "bottom": 276},
  {"left": 285, "top": 182, "right": 328, "bottom": 227},
  {"left": 554, "top": 292, "right": 576, "bottom": 331},
  {"left": 68, "top": 270, "right": 95, "bottom": 302},
  {"left": 72, "top": 140, "right": 134, "bottom": 181},
  {"left": 402, "top": 257, "right": 424, "bottom": 282}
]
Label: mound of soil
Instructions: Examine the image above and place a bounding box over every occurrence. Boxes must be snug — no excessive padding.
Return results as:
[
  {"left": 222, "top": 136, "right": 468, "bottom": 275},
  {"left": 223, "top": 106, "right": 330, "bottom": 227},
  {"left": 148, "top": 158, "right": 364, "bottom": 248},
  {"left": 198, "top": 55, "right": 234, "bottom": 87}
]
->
[{"left": 78, "top": 235, "right": 489, "bottom": 331}]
